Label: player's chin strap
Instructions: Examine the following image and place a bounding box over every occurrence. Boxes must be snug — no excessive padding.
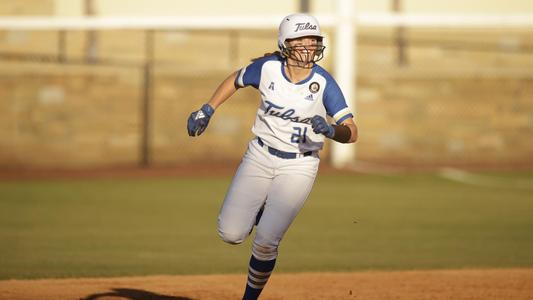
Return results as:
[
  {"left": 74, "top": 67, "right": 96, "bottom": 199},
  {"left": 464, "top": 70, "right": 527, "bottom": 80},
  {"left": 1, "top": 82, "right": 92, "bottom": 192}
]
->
[
  {"left": 285, "top": 60, "right": 315, "bottom": 69},
  {"left": 282, "top": 57, "right": 316, "bottom": 70}
]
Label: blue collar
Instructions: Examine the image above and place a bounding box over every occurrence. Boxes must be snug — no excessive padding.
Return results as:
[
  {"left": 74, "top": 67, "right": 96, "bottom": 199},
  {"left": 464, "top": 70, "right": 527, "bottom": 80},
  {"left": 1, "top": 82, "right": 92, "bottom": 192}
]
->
[{"left": 280, "top": 61, "right": 316, "bottom": 85}]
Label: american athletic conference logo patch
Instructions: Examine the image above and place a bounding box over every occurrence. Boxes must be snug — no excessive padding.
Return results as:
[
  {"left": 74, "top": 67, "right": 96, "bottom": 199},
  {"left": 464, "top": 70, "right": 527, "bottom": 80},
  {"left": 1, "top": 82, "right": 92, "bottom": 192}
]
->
[{"left": 309, "top": 82, "right": 320, "bottom": 94}]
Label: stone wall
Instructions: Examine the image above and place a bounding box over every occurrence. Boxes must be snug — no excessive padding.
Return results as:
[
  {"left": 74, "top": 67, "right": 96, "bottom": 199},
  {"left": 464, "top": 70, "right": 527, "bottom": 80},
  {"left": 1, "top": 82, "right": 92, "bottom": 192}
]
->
[
  {"left": 0, "top": 62, "right": 142, "bottom": 168},
  {"left": 357, "top": 73, "right": 533, "bottom": 166},
  {"left": 1, "top": 28, "right": 532, "bottom": 169}
]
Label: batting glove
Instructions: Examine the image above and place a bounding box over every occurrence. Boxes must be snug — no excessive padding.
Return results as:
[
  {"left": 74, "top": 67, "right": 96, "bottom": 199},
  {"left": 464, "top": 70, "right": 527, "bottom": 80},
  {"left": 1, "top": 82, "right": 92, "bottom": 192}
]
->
[
  {"left": 187, "top": 104, "right": 215, "bottom": 137},
  {"left": 311, "top": 115, "right": 335, "bottom": 138}
]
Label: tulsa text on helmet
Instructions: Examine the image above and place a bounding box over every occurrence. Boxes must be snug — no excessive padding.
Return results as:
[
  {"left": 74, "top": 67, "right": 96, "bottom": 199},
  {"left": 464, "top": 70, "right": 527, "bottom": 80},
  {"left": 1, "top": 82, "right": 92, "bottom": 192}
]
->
[
  {"left": 264, "top": 100, "right": 312, "bottom": 124},
  {"left": 294, "top": 22, "right": 317, "bottom": 32}
]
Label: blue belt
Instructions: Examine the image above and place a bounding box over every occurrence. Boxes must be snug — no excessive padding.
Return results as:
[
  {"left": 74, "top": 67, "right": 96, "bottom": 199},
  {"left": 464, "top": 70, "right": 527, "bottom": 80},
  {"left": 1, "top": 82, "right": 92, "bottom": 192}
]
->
[{"left": 257, "top": 137, "right": 313, "bottom": 159}]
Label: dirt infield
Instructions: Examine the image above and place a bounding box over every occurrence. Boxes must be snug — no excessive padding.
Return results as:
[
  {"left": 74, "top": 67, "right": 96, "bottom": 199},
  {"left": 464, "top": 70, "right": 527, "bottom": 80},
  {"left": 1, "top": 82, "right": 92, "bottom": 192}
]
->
[{"left": 1, "top": 269, "right": 532, "bottom": 300}]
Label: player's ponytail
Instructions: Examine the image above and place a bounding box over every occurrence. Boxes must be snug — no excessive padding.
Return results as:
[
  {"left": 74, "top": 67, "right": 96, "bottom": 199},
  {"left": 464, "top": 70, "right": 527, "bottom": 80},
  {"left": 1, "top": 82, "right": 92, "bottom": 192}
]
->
[{"left": 251, "top": 51, "right": 283, "bottom": 62}]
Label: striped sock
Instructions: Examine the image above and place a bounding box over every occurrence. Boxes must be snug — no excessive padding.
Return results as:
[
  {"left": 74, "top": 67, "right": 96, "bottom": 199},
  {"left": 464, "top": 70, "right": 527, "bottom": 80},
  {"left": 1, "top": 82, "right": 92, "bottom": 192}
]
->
[{"left": 242, "top": 255, "right": 276, "bottom": 300}]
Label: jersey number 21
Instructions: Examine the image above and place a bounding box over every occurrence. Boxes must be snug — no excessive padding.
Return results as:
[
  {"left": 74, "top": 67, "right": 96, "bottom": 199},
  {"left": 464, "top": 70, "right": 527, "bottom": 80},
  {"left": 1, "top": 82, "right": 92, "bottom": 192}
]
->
[{"left": 291, "top": 127, "right": 307, "bottom": 143}]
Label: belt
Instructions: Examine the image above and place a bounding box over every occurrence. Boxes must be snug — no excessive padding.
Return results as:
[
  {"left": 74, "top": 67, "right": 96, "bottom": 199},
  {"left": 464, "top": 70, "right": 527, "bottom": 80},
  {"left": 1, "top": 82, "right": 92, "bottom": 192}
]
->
[{"left": 257, "top": 137, "right": 313, "bottom": 159}]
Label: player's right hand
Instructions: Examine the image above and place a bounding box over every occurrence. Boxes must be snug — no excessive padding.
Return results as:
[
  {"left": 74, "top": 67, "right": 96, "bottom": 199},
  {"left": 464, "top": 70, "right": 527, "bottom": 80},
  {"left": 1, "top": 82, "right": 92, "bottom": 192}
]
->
[
  {"left": 311, "top": 115, "right": 335, "bottom": 138},
  {"left": 187, "top": 104, "right": 215, "bottom": 137}
]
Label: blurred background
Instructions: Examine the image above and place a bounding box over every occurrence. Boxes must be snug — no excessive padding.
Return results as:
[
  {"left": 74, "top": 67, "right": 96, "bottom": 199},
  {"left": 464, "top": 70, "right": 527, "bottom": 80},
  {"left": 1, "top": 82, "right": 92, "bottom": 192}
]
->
[{"left": 1, "top": 0, "right": 532, "bottom": 171}]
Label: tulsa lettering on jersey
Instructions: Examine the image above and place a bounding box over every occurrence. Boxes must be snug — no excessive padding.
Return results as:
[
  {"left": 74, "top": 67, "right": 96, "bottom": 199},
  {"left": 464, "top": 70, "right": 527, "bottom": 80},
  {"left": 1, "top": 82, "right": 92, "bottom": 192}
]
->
[
  {"left": 264, "top": 100, "right": 311, "bottom": 124},
  {"left": 294, "top": 22, "right": 317, "bottom": 32}
]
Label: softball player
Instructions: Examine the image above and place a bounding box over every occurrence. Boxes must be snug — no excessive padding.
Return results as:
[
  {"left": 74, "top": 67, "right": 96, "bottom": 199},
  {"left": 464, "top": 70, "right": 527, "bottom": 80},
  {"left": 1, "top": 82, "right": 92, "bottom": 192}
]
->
[{"left": 187, "top": 13, "right": 358, "bottom": 299}]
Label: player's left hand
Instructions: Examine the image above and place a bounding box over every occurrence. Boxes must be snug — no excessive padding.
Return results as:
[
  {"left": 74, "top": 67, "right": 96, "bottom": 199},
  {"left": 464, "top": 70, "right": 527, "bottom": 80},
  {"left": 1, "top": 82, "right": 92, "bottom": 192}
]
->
[
  {"left": 311, "top": 115, "right": 335, "bottom": 138},
  {"left": 187, "top": 104, "right": 215, "bottom": 137}
]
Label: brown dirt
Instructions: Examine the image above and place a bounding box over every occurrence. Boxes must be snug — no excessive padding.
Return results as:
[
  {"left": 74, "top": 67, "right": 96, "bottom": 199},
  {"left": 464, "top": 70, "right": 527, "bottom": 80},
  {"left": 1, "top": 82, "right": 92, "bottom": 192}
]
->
[{"left": 0, "top": 269, "right": 532, "bottom": 300}]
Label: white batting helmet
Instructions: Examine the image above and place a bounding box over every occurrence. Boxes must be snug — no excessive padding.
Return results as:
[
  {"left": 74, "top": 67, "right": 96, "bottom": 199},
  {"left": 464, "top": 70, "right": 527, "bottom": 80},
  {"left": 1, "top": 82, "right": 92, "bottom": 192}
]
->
[{"left": 277, "top": 13, "right": 325, "bottom": 64}]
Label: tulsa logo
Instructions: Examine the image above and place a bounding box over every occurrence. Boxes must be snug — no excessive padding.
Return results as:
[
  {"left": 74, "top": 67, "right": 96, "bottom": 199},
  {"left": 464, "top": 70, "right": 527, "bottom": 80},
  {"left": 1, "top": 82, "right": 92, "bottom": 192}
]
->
[
  {"left": 294, "top": 22, "right": 317, "bottom": 32},
  {"left": 264, "top": 100, "right": 311, "bottom": 124}
]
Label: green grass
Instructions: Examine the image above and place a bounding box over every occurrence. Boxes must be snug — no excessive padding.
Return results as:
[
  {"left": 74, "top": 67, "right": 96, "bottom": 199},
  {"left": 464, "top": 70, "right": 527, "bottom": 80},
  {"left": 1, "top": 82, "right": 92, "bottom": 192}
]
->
[{"left": 0, "top": 171, "right": 532, "bottom": 279}]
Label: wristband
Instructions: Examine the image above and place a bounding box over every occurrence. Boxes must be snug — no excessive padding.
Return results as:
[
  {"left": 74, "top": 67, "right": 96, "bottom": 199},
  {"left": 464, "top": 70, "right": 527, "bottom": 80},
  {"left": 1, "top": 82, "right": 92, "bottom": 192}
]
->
[
  {"left": 201, "top": 104, "right": 215, "bottom": 118},
  {"left": 332, "top": 124, "right": 351, "bottom": 143}
]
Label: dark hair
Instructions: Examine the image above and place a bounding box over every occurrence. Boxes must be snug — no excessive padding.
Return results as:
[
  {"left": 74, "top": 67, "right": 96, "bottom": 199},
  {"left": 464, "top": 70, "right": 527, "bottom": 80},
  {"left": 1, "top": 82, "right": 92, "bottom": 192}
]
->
[{"left": 251, "top": 51, "right": 283, "bottom": 62}]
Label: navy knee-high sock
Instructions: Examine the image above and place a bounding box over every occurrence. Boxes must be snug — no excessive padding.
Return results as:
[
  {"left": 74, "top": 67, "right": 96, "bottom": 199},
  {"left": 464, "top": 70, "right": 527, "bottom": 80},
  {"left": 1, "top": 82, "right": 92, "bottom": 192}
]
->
[{"left": 242, "top": 255, "right": 276, "bottom": 300}]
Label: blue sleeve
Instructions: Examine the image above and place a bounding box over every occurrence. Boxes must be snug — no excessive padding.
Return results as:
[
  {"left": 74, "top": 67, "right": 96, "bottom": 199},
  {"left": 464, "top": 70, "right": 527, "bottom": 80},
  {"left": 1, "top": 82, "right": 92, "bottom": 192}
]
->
[
  {"left": 235, "top": 55, "right": 279, "bottom": 89},
  {"left": 321, "top": 71, "right": 354, "bottom": 124}
]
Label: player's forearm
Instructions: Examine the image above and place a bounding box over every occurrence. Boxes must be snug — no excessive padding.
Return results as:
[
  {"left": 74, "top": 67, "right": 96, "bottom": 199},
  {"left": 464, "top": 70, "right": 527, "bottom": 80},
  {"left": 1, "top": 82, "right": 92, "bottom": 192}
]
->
[{"left": 207, "top": 71, "right": 239, "bottom": 110}]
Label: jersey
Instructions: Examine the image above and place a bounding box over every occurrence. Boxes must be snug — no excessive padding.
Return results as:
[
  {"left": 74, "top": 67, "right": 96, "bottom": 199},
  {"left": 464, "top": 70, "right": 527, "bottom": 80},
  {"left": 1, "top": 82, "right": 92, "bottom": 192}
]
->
[{"left": 235, "top": 54, "right": 353, "bottom": 153}]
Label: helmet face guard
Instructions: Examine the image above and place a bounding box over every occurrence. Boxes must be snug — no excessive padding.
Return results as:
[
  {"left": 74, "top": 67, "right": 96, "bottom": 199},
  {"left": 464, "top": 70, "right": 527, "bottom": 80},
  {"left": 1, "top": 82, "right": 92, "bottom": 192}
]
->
[{"left": 281, "top": 38, "right": 325, "bottom": 68}]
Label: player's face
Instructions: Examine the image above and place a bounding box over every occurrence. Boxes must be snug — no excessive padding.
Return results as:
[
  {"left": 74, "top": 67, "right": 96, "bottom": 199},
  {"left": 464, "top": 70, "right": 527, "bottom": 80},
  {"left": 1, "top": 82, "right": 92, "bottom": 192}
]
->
[{"left": 285, "top": 36, "right": 322, "bottom": 67}]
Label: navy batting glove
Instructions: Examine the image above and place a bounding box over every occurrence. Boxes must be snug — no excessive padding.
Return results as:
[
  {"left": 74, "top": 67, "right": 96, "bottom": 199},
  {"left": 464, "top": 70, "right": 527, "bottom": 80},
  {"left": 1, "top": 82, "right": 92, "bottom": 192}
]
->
[
  {"left": 311, "top": 115, "right": 335, "bottom": 138},
  {"left": 187, "top": 104, "right": 215, "bottom": 137}
]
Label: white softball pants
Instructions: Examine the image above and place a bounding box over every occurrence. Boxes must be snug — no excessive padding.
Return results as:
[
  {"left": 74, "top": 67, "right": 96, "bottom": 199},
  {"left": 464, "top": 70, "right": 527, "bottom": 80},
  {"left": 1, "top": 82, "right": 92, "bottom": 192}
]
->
[{"left": 217, "top": 138, "right": 320, "bottom": 261}]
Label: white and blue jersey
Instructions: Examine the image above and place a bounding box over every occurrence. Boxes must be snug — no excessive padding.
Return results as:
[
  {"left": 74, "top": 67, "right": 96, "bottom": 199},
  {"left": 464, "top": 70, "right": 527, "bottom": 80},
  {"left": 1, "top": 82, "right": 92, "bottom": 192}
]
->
[{"left": 235, "top": 54, "right": 353, "bottom": 153}]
